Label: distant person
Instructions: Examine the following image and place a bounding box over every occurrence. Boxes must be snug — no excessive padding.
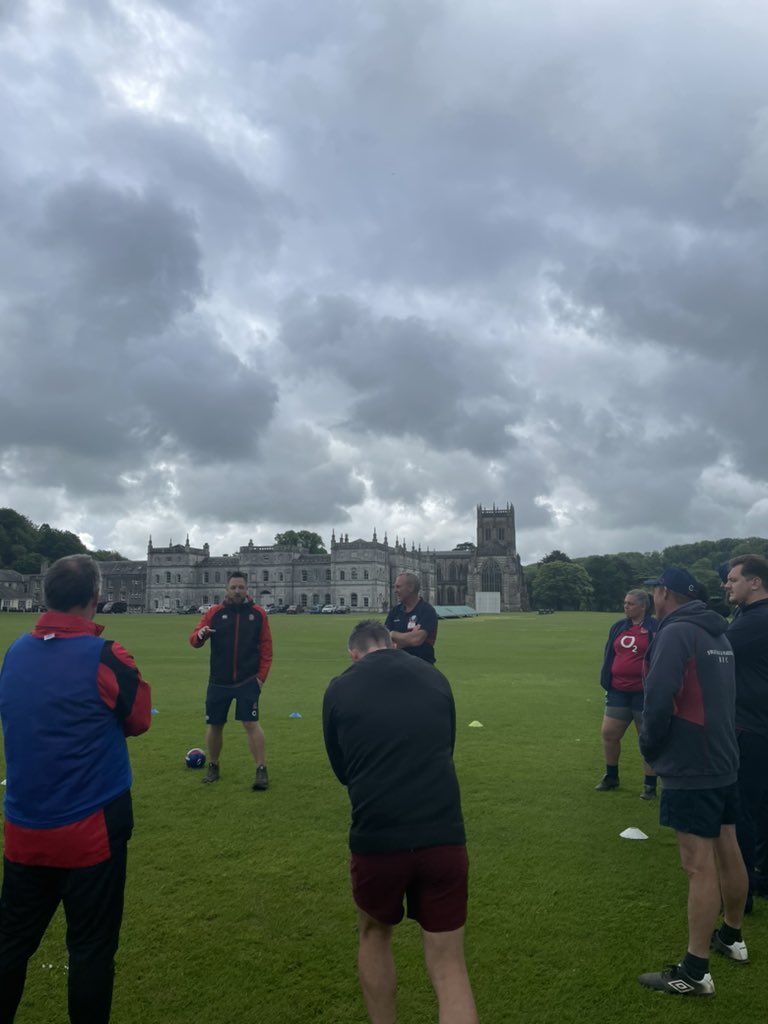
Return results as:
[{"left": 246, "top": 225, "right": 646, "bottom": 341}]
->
[
  {"left": 594, "top": 589, "right": 658, "bottom": 798},
  {"left": 638, "top": 568, "right": 747, "bottom": 997},
  {"left": 323, "top": 620, "right": 477, "bottom": 1024},
  {"left": 385, "top": 572, "right": 438, "bottom": 663},
  {"left": 189, "top": 571, "right": 273, "bottom": 790},
  {"left": 723, "top": 555, "right": 768, "bottom": 908},
  {"left": 0, "top": 554, "right": 152, "bottom": 1024}
]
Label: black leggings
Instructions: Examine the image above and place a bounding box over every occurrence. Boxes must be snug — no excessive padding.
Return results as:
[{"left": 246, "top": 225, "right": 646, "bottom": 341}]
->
[{"left": 0, "top": 843, "right": 128, "bottom": 1024}]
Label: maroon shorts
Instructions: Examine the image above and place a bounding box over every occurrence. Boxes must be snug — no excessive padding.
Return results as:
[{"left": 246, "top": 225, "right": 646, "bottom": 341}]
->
[{"left": 350, "top": 844, "right": 468, "bottom": 932}]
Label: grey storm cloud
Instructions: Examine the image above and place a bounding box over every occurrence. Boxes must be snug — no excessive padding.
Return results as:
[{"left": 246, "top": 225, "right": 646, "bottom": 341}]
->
[
  {"left": 90, "top": 115, "right": 286, "bottom": 268},
  {"left": 0, "top": 174, "right": 278, "bottom": 470},
  {"left": 37, "top": 178, "right": 202, "bottom": 339},
  {"left": 279, "top": 294, "right": 525, "bottom": 458},
  {"left": 175, "top": 423, "right": 365, "bottom": 525},
  {"left": 3, "top": 0, "right": 768, "bottom": 560}
]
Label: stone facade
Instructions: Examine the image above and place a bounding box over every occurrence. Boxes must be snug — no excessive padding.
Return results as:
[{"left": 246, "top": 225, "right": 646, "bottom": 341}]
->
[
  {"left": 9, "top": 504, "right": 525, "bottom": 614},
  {"left": 0, "top": 569, "right": 37, "bottom": 611},
  {"left": 144, "top": 503, "right": 526, "bottom": 613}
]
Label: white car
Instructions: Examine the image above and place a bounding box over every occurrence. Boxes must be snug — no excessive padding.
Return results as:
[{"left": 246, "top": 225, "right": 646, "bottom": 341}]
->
[{"left": 321, "top": 604, "right": 335, "bottom": 613}]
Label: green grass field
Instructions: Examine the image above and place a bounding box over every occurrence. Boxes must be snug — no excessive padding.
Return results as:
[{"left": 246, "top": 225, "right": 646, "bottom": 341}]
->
[{"left": 1, "top": 611, "right": 766, "bottom": 1023}]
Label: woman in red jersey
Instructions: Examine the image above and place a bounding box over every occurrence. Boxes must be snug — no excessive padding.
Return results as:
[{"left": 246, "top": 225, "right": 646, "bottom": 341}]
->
[{"left": 595, "top": 589, "right": 658, "bottom": 799}]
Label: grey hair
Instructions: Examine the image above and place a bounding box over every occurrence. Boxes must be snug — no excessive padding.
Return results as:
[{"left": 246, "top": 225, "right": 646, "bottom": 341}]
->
[{"left": 396, "top": 571, "right": 420, "bottom": 593}]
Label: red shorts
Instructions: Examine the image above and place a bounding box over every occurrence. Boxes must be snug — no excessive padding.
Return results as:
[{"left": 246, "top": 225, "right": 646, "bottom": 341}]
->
[{"left": 350, "top": 844, "right": 468, "bottom": 932}]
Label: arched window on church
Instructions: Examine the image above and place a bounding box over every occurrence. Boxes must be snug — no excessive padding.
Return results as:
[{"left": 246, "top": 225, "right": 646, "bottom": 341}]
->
[
  {"left": 449, "top": 563, "right": 457, "bottom": 581},
  {"left": 447, "top": 586, "right": 456, "bottom": 603},
  {"left": 481, "top": 561, "right": 503, "bottom": 593}
]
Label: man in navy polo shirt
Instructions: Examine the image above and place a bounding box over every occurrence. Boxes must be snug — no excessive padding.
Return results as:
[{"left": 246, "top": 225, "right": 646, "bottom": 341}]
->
[{"left": 385, "top": 572, "right": 438, "bottom": 664}]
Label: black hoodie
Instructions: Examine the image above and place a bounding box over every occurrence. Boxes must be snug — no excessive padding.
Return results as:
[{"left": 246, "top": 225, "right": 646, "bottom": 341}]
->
[{"left": 639, "top": 600, "right": 738, "bottom": 789}]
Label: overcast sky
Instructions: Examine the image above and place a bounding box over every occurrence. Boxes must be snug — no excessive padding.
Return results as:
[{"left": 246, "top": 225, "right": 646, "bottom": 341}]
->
[{"left": 2, "top": 0, "right": 768, "bottom": 564}]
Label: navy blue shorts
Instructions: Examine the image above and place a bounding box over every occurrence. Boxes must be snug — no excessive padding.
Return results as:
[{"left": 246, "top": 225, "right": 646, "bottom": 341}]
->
[
  {"left": 660, "top": 783, "right": 741, "bottom": 838},
  {"left": 205, "top": 680, "right": 261, "bottom": 725},
  {"left": 604, "top": 687, "right": 644, "bottom": 719}
]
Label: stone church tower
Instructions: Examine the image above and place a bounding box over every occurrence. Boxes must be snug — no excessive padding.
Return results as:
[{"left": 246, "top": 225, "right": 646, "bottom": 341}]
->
[
  {"left": 432, "top": 503, "right": 526, "bottom": 611},
  {"left": 468, "top": 503, "right": 526, "bottom": 610}
]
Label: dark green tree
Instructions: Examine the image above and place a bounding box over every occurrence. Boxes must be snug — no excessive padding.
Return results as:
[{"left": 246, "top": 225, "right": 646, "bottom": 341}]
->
[
  {"left": 532, "top": 561, "right": 593, "bottom": 610},
  {"left": 541, "top": 549, "right": 571, "bottom": 564},
  {"left": 38, "top": 523, "right": 88, "bottom": 561},
  {"left": 274, "top": 530, "right": 326, "bottom": 554},
  {"left": 580, "top": 554, "right": 637, "bottom": 611}
]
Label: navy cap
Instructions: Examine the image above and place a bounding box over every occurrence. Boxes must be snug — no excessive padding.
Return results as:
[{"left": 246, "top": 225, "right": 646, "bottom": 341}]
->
[
  {"left": 716, "top": 561, "right": 730, "bottom": 584},
  {"left": 644, "top": 567, "right": 701, "bottom": 597}
]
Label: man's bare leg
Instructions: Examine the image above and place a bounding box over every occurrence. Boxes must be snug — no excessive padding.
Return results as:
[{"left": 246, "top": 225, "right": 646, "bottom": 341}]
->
[
  {"left": 357, "top": 911, "right": 396, "bottom": 1024},
  {"left": 206, "top": 724, "right": 224, "bottom": 763},
  {"left": 243, "top": 721, "right": 266, "bottom": 765},
  {"left": 715, "top": 824, "right": 748, "bottom": 927},
  {"left": 422, "top": 926, "right": 478, "bottom": 1024},
  {"left": 677, "top": 832, "right": 721, "bottom": 957}
]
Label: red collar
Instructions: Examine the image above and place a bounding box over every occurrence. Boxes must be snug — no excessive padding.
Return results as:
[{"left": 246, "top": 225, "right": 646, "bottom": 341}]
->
[{"left": 31, "top": 611, "right": 104, "bottom": 638}]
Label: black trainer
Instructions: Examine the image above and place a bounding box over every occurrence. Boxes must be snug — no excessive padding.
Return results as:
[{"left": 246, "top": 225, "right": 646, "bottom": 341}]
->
[
  {"left": 202, "top": 763, "right": 220, "bottom": 784},
  {"left": 641, "top": 785, "right": 657, "bottom": 800},
  {"left": 252, "top": 764, "right": 269, "bottom": 791},
  {"left": 594, "top": 775, "right": 619, "bottom": 791},
  {"left": 639, "top": 964, "right": 714, "bottom": 996}
]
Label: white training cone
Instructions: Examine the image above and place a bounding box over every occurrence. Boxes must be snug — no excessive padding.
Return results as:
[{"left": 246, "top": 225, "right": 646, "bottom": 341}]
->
[
  {"left": 620, "top": 827, "right": 648, "bottom": 840},
  {"left": 468, "top": 721, "right": 484, "bottom": 728}
]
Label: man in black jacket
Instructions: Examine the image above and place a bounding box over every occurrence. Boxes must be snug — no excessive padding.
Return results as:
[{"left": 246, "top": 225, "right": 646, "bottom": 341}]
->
[
  {"left": 323, "top": 620, "right": 477, "bottom": 1024},
  {"left": 189, "top": 572, "right": 273, "bottom": 790},
  {"left": 724, "top": 554, "right": 768, "bottom": 905},
  {"left": 637, "top": 568, "right": 748, "bottom": 997}
]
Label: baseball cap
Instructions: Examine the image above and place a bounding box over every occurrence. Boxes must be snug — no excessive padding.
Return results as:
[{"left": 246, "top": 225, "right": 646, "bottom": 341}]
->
[
  {"left": 716, "top": 561, "right": 730, "bottom": 584},
  {"left": 643, "top": 567, "right": 701, "bottom": 597}
]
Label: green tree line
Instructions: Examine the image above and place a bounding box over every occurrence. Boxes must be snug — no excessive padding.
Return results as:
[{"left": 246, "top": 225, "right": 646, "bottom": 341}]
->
[
  {"left": 525, "top": 538, "right": 768, "bottom": 612},
  {"left": 0, "top": 509, "right": 125, "bottom": 573}
]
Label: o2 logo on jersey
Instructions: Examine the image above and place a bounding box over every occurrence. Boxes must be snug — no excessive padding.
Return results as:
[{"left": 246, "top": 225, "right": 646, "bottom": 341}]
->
[{"left": 620, "top": 635, "right": 638, "bottom": 654}]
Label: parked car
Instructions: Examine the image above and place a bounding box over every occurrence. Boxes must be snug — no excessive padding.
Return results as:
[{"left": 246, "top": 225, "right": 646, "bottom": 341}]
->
[
  {"left": 321, "top": 604, "right": 335, "bottom": 614},
  {"left": 333, "top": 605, "right": 351, "bottom": 614}
]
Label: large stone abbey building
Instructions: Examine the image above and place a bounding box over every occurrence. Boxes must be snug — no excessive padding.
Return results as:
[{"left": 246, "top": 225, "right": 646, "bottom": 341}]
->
[
  {"left": 144, "top": 503, "right": 526, "bottom": 613},
  {"left": 1, "top": 504, "right": 526, "bottom": 614}
]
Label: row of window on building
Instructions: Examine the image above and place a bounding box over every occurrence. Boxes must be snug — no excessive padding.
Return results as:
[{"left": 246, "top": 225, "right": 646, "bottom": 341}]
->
[
  {"left": 154, "top": 593, "right": 376, "bottom": 610},
  {"left": 154, "top": 567, "right": 378, "bottom": 586}
]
